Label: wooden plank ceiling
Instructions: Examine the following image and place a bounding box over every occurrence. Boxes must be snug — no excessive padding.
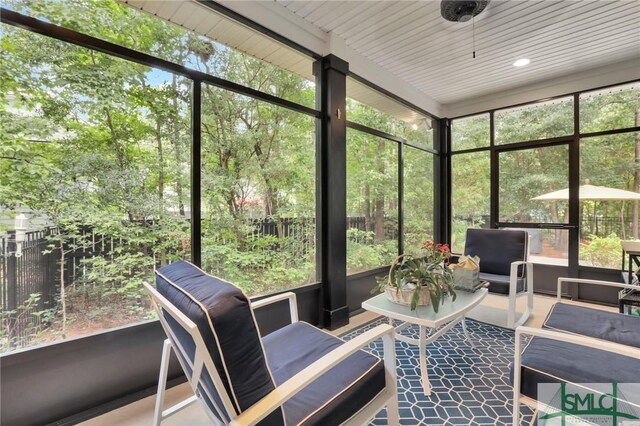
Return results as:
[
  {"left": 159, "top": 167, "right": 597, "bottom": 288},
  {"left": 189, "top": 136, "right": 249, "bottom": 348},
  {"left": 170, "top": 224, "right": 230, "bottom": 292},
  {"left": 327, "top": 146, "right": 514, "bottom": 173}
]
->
[
  {"left": 123, "top": 0, "right": 315, "bottom": 81},
  {"left": 277, "top": 0, "right": 640, "bottom": 104}
]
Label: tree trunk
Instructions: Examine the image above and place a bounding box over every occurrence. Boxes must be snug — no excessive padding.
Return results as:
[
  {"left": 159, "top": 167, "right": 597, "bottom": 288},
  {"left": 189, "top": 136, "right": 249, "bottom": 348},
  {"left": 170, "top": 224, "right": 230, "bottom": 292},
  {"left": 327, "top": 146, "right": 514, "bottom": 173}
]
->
[
  {"left": 374, "top": 139, "right": 386, "bottom": 243},
  {"left": 156, "top": 121, "right": 164, "bottom": 213},
  {"left": 374, "top": 197, "right": 385, "bottom": 243},
  {"left": 633, "top": 110, "right": 639, "bottom": 238},
  {"left": 171, "top": 74, "right": 186, "bottom": 218},
  {"left": 59, "top": 236, "right": 66, "bottom": 340},
  {"left": 364, "top": 183, "right": 372, "bottom": 232}
]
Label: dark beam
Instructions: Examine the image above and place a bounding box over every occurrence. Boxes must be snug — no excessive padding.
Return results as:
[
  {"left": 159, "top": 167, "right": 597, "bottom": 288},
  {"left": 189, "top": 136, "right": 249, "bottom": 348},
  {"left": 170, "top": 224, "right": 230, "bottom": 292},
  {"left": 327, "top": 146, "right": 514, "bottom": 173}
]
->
[{"left": 314, "top": 54, "right": 349, "bottom": 330}]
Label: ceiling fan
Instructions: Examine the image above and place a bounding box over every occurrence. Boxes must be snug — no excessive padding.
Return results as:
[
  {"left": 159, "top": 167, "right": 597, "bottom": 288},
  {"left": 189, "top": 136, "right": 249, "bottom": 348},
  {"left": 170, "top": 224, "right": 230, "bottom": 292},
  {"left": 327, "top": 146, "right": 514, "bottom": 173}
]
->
[
  {"left": 441, "top": 0, "right": 490, "bottom": 22},
  {"left": 440, "top": 0, "right": 490, "bottom": 58}
]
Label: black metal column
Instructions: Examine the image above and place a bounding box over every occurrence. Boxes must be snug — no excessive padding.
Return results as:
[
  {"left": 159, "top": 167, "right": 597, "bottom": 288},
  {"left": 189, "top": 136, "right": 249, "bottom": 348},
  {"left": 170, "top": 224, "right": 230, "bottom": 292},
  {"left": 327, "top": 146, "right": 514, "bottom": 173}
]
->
[
  {"left": 489, "top": 111, "right": 498, "bottom": 229},
  {"left": 437, "top": 119, "right": 450, "bottom": 244},
  {"left": 313, "top": 55, "right": 349, "bottom": 330},
  {"left": 191, "top": 81, "right": 202, "bottom": 266},
  {"left": 398, "top": 142, "right": 404, "bottom": 254},
  {"left": 568, "top": 94, "right": 581, "bottom": 298}
]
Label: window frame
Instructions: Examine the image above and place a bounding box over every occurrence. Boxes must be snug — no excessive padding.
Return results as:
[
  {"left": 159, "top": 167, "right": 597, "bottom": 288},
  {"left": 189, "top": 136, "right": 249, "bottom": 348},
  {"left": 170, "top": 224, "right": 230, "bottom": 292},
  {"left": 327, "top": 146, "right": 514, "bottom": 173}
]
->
[{"left": 449, "top": 80, "right": 640, "bottom": 273}]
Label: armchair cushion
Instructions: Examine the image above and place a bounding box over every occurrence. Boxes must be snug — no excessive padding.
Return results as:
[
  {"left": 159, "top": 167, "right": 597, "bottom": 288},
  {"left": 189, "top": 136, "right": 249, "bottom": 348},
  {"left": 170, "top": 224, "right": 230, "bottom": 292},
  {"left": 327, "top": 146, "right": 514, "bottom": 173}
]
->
[
  {"left": 543, "top": 302, "right": 640, "bottom": 348},
  {"left": 517, "top": 337, "right": 640, "bottom": 399},
  {"left": 478, "top": 272, "right": 525, "bottom": 295},
  {"left": 464, "top": 229, "right": 527, "bottom": 276},
  {"left": 155, "top": 261, "right": 282, "bottom": 424},
  {"left": 263, "top": 321, "right": 385, "bottom": 426}
]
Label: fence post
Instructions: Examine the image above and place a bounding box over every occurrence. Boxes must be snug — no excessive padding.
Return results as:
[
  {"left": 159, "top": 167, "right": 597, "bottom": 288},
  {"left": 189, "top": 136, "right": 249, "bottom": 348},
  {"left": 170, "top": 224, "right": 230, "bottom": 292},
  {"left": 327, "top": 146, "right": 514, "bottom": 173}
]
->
[{"left": 6, "top": 231, "right": 18, "bottom": 347}]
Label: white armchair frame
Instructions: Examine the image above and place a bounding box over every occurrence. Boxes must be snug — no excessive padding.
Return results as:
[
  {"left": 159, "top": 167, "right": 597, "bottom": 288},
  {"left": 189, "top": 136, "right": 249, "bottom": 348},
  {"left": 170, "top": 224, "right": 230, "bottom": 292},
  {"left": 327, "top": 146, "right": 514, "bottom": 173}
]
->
[
  {"left": 512, "top": 278, "right": 640, "bottom": 425},
  {"left": 145, "top": 283, "right": 399, "bottom": 426},
  {"left": 507, "top": 260, "right": 534, "bottom": 329}
]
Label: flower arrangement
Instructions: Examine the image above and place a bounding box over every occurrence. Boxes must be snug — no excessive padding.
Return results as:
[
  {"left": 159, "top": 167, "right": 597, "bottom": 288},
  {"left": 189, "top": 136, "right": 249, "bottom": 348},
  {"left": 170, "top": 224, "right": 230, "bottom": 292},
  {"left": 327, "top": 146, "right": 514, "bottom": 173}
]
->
[{"left": 374, "top": 240, "right": 456, "bottom": 312}]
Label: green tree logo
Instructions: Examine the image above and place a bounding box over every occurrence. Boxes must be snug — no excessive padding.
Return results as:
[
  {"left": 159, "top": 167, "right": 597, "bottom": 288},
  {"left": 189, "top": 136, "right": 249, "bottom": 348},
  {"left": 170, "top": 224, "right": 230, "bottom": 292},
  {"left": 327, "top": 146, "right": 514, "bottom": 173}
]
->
[{"left": 539, "top": 383, "right": 640, "bottom": 425}]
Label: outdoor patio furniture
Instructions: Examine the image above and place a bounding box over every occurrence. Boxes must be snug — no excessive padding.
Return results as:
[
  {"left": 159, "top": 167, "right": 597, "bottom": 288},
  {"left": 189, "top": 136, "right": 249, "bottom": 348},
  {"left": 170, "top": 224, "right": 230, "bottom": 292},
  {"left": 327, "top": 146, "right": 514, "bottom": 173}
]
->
[
  {"left": 463, "top": 228, "right": 534, "bottom": 328},
  {"left": 144, "top": 260, "right": 399, "bottom": 426},
  {"left": 362, "top": 286, "right": 488, "bottom": 396},
  {"left": 512, "top": 278, "right": 640, "bottom": 425}
]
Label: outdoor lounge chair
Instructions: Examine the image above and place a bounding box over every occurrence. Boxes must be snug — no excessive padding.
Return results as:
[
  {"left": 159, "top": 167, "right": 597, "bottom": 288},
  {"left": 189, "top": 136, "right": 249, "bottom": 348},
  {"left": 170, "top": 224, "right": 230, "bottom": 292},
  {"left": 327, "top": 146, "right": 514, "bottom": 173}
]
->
[
  {"left": 512, "top": 278, "right": 640, "bottom": 425},
  {"left": 144, "top": 260, "right": 399, "bottom": 426},
  {"left": 463, "top": 228, "right": 534, "bottom": 328}
]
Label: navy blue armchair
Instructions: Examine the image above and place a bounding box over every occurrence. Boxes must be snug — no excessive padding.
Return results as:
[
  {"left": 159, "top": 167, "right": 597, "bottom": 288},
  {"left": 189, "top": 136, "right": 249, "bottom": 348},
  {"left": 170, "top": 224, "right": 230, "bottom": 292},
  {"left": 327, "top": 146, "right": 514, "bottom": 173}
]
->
[
  {"left": 144, "top": 260, "right": 398, "bottom": 425},
  {"left": 464, "top": 228, "right": 534, "bottom": 328}
]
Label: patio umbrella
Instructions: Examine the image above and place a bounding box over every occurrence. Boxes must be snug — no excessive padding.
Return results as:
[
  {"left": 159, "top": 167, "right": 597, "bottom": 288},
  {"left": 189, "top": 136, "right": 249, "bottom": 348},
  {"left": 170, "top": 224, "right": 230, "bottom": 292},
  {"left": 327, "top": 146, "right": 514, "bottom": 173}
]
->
[
  {"left": 532, "top": 184, "right": 640, "bottom": 201},
  {"left": 532, "top": 183, "right": 640, "bottom": 241}
]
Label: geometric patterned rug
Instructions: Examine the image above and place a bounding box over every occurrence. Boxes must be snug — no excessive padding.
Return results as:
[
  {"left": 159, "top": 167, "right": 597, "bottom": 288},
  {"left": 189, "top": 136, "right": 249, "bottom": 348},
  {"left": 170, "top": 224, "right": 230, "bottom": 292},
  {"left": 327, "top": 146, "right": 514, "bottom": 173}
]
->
[{"left": 340, "top": 317, "right": 536, "bottom": 426}]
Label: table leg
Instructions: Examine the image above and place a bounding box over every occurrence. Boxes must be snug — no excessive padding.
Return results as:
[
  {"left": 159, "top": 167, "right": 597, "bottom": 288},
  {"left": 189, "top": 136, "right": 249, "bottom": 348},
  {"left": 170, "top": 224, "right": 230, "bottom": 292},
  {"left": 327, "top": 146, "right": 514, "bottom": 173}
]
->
[
  {"left": 461, "top": 315, "right": 476, "bottom": 349},
  {"left": 419, "top": 325, "right": 431, "bottom": 396}
]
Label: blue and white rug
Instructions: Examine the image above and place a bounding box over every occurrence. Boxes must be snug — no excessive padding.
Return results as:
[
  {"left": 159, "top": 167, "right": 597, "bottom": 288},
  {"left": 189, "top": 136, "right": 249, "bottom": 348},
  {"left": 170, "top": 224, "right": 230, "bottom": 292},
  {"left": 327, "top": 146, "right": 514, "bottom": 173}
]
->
[{"left": 340, "top": 317, "right": 535, "bottom": 426}]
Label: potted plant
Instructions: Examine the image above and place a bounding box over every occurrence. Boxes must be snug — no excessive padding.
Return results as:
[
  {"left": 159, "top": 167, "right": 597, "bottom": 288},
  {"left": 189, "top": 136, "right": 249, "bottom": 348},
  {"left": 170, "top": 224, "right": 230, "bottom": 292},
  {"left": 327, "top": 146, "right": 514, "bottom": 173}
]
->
[{"left": 373, "top": 241, "right": 456, "bottom": 312}]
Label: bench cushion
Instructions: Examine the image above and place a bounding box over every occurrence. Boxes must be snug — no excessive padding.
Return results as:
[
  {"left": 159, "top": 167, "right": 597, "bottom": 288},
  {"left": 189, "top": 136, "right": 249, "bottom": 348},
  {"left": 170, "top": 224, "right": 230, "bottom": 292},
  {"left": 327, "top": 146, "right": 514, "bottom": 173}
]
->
[
  {"left": 263, "top": 321, "right": 385, "bottom": 426},
  {"left": 517, "top": 337, "right": 640, "bottom": 400},
  {"left": 479, "top": 272, "right": 525, "bottom": 295},
  {"left": 543, "top": 303, "right": 640, "bottom": 348},
  {"left": 156, "top": 261, "right": 282, "bottom": 425}
]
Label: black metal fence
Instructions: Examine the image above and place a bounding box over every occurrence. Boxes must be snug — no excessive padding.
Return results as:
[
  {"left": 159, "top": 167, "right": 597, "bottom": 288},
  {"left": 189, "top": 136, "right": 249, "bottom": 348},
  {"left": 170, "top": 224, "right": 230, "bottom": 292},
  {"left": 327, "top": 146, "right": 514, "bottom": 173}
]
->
[
  {"left": 580, "top": 216, "right": 635, "bottom": 239},
  {"left": 0, "top": 215, "right": 410, "bottom": 347},
  {"left": 1, "top": 228, "right": 58, "bottom": 347}
]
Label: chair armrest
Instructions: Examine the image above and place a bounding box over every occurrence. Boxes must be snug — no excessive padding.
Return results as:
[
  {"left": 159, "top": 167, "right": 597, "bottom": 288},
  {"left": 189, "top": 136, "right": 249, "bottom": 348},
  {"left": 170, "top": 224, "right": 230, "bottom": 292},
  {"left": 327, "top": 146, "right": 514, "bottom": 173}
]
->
[
  {"left": 515, "top": 326, "right": 640, "bottom": 359},
  {"left": 251, "top": 292, "right": 298, "bottom": 323},
  {"left": 556, "top": 278, "right": 639, "bottom": 303},
  {"left": 509, "top": 261, "right": 533, "bottom": 295},
  {"left": 510, "top": 260, "right": 532, "bottom": 278},
  {"left": 512, "top": 326, "right": 640, "bottom": 425},
  {"left": 230, "top": 323, "right": 395, "bottom": 426}
]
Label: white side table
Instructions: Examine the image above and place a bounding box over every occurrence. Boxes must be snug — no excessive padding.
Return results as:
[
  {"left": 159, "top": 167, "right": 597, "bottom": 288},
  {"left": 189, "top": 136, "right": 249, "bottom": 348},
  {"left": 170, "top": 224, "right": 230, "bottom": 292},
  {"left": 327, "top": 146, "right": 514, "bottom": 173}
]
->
[{"left": 362, "top": 287, "right": 488, "bottom": 395}]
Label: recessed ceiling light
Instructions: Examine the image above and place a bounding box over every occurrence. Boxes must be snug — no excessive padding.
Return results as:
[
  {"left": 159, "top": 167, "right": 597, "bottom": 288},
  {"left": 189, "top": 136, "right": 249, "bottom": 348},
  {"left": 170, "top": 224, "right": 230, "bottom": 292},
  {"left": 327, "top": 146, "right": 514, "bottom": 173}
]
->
[{"left": 513, "top": 58, "right": 530, "bottom": 67}]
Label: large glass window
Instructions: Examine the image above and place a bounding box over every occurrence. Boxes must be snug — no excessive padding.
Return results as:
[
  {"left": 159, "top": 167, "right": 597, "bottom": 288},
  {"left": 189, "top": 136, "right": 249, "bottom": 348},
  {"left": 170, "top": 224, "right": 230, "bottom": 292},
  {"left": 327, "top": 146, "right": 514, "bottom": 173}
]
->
[
  {"left": 499, "top": 145, "right": 569, "bottom": 224},
  {"left": 0, "top": 1, "right": 317, "bottom": 353},
  {"left": 451, "top": 82, "right": 638, "bottom": 271},
  {"left": 403, "top": 147, "right": 434, "bottom": 256},
  {"left": 580, "top": 82, "right": 640, "bottom": 133},
  {"left": 451, "top": 113, "right": 490, "bottom": 151},
  {"left": 451, "top": 152, "right": 490, "bottom": 253},
  {"left": 495, "top": 97, "right": 574, "bottom": 144},
  {"left": 200, "top": 86, "right": 316, "bottom": 295},
  {"left": 1, "top": 25, "right": 191, "bottom": 351},
  {"left": 346, "top": 129, "right": 399, "bottom": 274},
  {"left": 580, "top": 132, "right": 640, "bottom": 269},
  {"left": 5, "top": 0, "right": 316, "bottom": 109}
]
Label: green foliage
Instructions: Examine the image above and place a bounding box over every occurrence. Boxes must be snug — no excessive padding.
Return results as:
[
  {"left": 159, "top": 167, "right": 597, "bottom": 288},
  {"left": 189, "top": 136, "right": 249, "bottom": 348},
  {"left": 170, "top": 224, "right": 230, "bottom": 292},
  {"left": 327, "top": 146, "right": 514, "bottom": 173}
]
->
[
  {"left": 347, "top": 229, "right": 397, "bottom": 274},
  {"left": 0, "top": 293, "right": 56, "bottom": 351},
  {"left": 374, "top": 251, "right": 456, "bottom": 312},
  {"left": 580, "top": 234, "right": 623, "bottom": 269},
  {"left": 451, "top": 114, "right": 490, "bottom": 151}
]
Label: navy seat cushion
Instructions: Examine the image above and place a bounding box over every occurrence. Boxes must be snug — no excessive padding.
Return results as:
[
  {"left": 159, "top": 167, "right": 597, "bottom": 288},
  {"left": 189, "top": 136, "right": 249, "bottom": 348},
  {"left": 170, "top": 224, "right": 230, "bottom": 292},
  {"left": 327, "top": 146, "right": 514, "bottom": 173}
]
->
[
  {"left": 464, "top": 229, "right": 527, "bottom": 276},
  {"left": 262, "top": 321, "right": 385, "bottom": 426},
  {"left": 543, "top": 303, "right": 640, "bottom": 348},
  {"left": 155, "top": 261, "right": 283, "bottom": 425},
  {"left": 517, "top": 337, "right": 640, "bottom": 400},
  {"left": 479, "top": 272, "right": 525, "bottom": 295}
]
